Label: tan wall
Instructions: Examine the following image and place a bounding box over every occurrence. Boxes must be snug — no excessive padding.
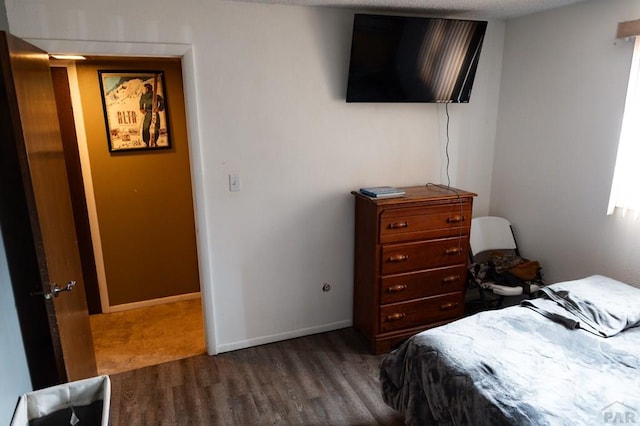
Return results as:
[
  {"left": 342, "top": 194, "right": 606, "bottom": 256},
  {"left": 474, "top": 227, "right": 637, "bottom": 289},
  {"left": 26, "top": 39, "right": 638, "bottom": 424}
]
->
[{"left": 77, "top": 58, "right": 199, "bottom": 306}]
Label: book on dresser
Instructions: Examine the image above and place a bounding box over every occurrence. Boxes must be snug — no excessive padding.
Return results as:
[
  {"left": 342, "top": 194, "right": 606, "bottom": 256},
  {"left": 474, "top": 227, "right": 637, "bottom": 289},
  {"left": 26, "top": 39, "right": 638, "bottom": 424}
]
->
[
  {"left": 359, "top": 186, "right": 406, "bottom": 198},
  {"left": 351, "top": 185, "right": 477, "bottom": 354}
]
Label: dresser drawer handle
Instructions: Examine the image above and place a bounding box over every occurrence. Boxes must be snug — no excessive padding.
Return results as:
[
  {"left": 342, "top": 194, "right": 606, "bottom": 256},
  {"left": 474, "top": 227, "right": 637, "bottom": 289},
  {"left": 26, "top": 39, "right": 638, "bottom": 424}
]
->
[
  {"left": 387, "top": 284, "right": 408, "bottom": 293},
  {"left": 440, "top": 302, "right": 459, "bottom": 311},
  {"left": 442, "top": 275, "right": 461, "bottom": 284},
  {"left": 446, "top": 215, "right": 465, "bottom": 223},
  {"left": 387, "top": 254, "right": 409, "bottom": 263},
  {"left": 445, "top": 247, "right": 462, "bottom": 255},
  {"left": 386, "top": 312, "right": 406, "bottom": 322},
  {"left": 388, "top": 221, "right": 409, "bottom": 229}
]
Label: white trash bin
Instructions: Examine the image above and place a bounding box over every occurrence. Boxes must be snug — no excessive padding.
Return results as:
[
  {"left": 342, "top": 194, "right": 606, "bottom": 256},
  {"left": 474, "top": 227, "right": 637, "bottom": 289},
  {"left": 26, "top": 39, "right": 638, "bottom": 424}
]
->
[{"left": 10, "top": 375, "right": 111, "bottom": 426}]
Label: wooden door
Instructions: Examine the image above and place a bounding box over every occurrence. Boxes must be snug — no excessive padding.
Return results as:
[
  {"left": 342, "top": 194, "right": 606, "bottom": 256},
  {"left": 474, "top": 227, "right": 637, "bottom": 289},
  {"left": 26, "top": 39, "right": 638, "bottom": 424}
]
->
[
  {"left": 51, "top": 66, "right": 101, "bottom": 315},
  {"left": 0, "top": 31, "right": 97, "bottom": 388}
]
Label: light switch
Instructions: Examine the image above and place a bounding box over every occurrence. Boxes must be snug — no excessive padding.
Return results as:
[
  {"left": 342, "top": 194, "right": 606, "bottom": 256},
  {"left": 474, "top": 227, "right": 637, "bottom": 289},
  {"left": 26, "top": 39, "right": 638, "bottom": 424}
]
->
[{"left": 229, "top": 174, "right": 241, "bottom": 192}]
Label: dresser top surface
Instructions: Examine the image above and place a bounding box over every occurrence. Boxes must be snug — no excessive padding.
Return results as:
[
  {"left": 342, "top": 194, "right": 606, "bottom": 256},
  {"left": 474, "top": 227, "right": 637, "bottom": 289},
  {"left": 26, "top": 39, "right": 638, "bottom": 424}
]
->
[{"left": 352, "top": 185, "right": 477, "bottom": 205}]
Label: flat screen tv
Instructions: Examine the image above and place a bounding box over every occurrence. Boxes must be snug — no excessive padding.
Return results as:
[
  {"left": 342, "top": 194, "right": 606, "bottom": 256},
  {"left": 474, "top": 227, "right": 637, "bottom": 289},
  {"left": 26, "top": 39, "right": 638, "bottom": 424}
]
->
[{"left": 346, "top": 14, "right": 488, "bottom": 103}]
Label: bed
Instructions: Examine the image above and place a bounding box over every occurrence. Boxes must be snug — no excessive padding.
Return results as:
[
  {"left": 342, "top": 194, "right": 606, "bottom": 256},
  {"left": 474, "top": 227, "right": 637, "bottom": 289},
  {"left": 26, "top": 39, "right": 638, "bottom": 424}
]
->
[{"left": 380, "top": 275, "right": 640, "bottom": 425}]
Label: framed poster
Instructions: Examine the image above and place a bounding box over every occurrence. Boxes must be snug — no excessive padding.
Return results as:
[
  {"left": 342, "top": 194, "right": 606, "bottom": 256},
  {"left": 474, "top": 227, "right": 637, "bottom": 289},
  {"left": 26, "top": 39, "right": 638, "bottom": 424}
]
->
[{"left": 98, "top": 70, "right": 171, "bottom": 152}]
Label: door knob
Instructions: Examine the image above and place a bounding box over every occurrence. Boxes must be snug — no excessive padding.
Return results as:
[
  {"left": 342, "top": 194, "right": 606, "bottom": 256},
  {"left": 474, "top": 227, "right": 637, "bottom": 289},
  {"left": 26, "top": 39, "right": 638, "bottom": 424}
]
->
[
  {"left": 31, "top": 280, "right": 77, "bottom": 300},
  {"left": 52, "top": 280, "right": 76, "bottom": 298}
]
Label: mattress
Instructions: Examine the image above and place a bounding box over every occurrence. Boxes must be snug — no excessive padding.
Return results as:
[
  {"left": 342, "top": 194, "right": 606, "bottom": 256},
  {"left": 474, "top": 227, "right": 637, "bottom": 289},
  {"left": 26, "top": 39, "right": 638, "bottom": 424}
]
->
[{"left": 380, "top": 275, "right": 640, "bottom": 425}]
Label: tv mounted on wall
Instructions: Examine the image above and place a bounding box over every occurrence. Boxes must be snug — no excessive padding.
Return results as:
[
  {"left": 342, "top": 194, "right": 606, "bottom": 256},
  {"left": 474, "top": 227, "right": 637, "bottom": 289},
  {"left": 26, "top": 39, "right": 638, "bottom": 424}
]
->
[{"left": 346, "top": 14, "right": 488, "bottom": 103}]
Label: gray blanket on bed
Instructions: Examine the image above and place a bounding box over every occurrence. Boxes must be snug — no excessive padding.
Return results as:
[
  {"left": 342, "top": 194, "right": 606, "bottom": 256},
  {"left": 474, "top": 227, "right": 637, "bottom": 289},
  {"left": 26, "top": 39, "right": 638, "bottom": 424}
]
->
[{"left": 380, "top": 276, "right": 640, "bottom": 425}]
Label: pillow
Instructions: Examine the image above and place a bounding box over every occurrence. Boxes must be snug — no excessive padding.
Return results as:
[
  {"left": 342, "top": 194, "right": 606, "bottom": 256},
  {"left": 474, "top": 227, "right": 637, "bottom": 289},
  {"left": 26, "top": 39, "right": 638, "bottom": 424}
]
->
[{"left": 538, "top": 275, "right": 640, "bottom": 337}]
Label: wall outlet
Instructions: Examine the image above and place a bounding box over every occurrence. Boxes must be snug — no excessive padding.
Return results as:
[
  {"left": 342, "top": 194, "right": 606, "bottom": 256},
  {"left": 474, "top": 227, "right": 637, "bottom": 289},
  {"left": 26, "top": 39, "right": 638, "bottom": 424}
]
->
[{"left": 229, "top": 174, "right": 241, "bottom": 192}]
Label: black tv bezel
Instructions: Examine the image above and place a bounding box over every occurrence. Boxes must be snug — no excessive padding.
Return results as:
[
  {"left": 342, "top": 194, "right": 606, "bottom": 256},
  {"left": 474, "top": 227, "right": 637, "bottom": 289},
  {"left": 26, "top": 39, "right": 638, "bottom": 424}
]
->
[{"left": 345, "top": 14, "right": 488, "bottom": 104}]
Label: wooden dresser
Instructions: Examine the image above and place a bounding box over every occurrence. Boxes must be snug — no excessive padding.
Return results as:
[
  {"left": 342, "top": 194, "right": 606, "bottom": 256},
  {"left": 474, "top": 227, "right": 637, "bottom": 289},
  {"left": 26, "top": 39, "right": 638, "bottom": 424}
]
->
[{"left": 351, "top": 185, "right": 476, "bottom": 354}]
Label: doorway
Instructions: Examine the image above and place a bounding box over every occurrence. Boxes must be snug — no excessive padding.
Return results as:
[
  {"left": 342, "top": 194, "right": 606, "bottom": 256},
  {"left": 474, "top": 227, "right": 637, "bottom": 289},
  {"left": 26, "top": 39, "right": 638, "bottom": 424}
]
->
[
  {"left": 90, "top": 298, "right": 205, "bottom": 374},
  {"left": 51, "top": 56, "right": 206, "bottom": 374}
]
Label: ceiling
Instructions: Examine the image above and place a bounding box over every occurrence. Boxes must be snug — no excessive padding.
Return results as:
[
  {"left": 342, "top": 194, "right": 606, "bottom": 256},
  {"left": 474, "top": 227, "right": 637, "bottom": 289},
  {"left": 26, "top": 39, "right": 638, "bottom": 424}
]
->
[{"left": 231, "top": 0, "right": 590, "bottom": 19}]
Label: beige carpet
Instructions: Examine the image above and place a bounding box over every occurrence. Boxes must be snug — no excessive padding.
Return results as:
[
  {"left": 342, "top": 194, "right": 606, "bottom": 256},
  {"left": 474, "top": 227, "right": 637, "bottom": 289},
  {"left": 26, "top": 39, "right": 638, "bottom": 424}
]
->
[{"left": 90, "top": 298, "right": 206, "bottom": 375}]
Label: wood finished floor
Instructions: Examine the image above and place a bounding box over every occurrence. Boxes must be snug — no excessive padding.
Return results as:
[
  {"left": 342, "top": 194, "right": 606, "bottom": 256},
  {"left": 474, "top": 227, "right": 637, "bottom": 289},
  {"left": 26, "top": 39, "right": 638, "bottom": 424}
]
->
[
  {"left": 90, "top": 298, "right": 206, "bottom": 375},
  {"left": 108, "top": 327, "right": 405, "bottom": 425}
]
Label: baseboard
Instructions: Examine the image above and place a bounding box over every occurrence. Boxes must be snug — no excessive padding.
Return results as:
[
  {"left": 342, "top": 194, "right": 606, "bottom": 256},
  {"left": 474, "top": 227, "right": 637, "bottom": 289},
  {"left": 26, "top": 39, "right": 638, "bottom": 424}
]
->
[
  {"left": 108, "top": 292, "right": 201, "bottom": 312},
  {"left": 215, "top": 320, "right": 353, "bottom": 354}
]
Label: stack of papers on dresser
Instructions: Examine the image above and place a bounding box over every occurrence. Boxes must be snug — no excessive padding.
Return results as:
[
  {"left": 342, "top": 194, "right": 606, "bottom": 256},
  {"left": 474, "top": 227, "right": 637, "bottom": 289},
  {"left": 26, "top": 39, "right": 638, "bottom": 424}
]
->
[{"left": 360, "top": 186, "right": 406, "bottom": 198}]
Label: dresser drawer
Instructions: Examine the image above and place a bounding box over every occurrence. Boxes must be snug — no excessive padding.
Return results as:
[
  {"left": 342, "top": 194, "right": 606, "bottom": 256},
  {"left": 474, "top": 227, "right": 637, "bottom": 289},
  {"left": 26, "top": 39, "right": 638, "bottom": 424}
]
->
[
  {"left": 352, "top": 186, "right": 476, "bottom": 353},
  {"left": 379, "top": 292, "right": 464, "bottom": 333},
  {"left": 380, "top": 265, "right": 466, "bottom": 304},
  {"left": 381, "top": 237, "right": 469, "bottom": 275},
  {"left": 380, "top": 203, "right": 472, "bottom": 244}
]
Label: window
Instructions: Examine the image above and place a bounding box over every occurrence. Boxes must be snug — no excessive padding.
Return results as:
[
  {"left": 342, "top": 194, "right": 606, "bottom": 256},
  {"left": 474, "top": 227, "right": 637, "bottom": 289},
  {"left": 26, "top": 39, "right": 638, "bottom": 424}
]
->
[{"left": 608, "top": 36, "right": 640, "bottom": 216}]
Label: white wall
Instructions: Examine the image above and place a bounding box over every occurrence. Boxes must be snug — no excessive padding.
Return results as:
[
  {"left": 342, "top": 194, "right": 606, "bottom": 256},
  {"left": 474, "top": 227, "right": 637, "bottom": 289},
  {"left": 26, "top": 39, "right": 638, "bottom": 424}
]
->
[
  {"left": 0, "top": 232, "right": 32, "bottom": 423},
  {"left": 493, "top": 0, "right": 640, "bottom": 284},
  {"left": 5, "top": 1, "right": 504, "bottom": 352}
]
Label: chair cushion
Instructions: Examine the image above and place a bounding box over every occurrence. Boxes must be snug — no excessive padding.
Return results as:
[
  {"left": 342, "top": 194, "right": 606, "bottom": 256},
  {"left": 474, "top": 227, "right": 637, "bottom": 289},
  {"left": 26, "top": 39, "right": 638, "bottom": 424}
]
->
[
  {"left": 489, "top": 283, "right": 523, "bottom": 296},
  {"left": 489, "top": 283, "right": 542, "bottom": 296}
]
